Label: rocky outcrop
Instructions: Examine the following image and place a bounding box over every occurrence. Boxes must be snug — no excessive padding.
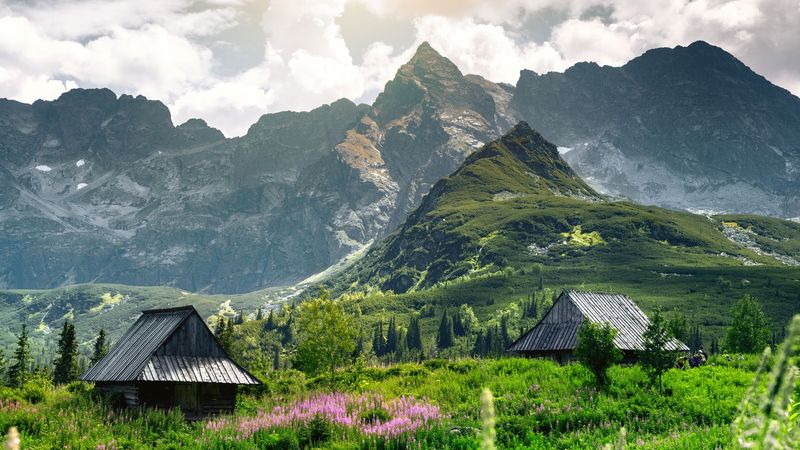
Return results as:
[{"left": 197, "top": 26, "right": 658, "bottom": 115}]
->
[
  {"left": 0, "top": 90, "right": 368, "bottom": 292},
  {"left": 511, "top": 41, "right": 800, "bottom": 217}
]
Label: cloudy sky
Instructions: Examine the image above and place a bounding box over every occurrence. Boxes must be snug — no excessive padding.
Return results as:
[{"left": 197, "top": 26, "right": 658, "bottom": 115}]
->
[{"left": 1, "top": 0, "right": 798, "bottom": 136}]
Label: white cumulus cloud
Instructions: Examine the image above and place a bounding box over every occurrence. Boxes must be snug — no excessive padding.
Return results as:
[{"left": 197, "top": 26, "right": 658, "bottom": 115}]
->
[{"left": 0, "top": 0, "right": 798, "bottom": 137}]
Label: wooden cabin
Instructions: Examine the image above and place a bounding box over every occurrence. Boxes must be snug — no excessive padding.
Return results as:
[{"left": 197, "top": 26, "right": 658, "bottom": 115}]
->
[
  {"left": 508, "top": 290, "right": 688, "bottom": 363},
  {"left": 81, "top": 305, "right": 260, "bottom": 418}
]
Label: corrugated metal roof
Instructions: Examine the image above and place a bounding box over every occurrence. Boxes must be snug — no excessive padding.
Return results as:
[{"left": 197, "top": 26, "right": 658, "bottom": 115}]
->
[
  {"left": 509, "top": 290, "right": 689, "bottom": 353},
  {"left": 140, "top": 356, "right": 260, "bottom": 385},
  {"left": 81, "top": 305, "right": 261, "bottom": 385}
]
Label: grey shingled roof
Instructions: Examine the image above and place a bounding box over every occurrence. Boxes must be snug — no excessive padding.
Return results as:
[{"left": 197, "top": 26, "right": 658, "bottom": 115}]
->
[
  {"left": 509, "top": 291, "right": 689, "bottom": 353},
  {"left": 81, "top": 306, "right": 260, "bottom": 385}
]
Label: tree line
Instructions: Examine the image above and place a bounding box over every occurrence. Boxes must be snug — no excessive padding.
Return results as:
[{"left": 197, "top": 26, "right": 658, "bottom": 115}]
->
[{"left": 0, "top": 322, "right": 108, "bottom": 388}]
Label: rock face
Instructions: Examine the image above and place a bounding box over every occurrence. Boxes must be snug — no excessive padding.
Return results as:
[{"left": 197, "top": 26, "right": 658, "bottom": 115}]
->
[
  {"left": 2, "top": 40, "right": 800, "bottom": 293},
  {"left": 0, "top": 44, "right": 512, "bottom": 293},
  {"left": 276, "top": 42, "right": 514, "bottom": 270},
  {"left": 0, "top": 89, "right": 368, "bottom": 292},
  {"left": 511, "top": 41, "right": 800, "bottom": 217}
]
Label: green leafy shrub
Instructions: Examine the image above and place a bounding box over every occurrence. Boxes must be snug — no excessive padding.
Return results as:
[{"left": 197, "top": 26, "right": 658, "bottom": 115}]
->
[
  {"left": 575, "top": 321, "right": 622, "bottom": 386},
  {"left": 20, "top": 372, "right": 53, "bottom": 404}
]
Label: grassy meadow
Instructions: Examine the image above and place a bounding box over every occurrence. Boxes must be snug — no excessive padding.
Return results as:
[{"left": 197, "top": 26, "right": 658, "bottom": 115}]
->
[{"left": 0, "top": 356, "right": 764, "bottom": 449}]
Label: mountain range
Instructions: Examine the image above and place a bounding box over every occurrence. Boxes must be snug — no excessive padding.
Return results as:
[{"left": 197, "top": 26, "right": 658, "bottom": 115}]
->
[
  {"left": 329, "top": 122, "right": 800, "bottom": 294},
  {"left": 1, "top": 40, "right": 799, "bottom": 294}
]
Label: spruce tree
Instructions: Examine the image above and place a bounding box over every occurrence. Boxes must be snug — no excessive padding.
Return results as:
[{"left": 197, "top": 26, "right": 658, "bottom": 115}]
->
[
  {"left": 642, "top": 307, "right": 677, "bottom": 391},
  {"left": 0, "top": 351, "right": 6, "bottom": 385},
  {"left": 265, "top": 310, "right": 276, "bottom": 330},
  {"left": 473, "top": 330, "right": 485, "bottom": 357},
  {"left": 214, "top": 316, "right": 226, "bottom": 337},
  {"left": 281, "top": 314, "right": 294, "bottom": 345},
  {"left": 386, "top": 317, "right": 398, "bottom": 354},
  {"left": 353, "top": 328, "right": 365, "bottom": 358},
  {"left": 437, "top": 310, "right": 454, "bottom": 349},
  {"left": 710, "top": 337, "right": 719, "bottom": 354},
  {"left": 726, "top": 295, "right": 770, "bottom": 353},
  {"left": 55, "top": 321, "right": 79, "bottom": 384},
  {"left": 500, "top": 316, "right": 510, "bottom": 349},
  {"left": 91, "top": 328, "right": 109, "bottom": 365},
  {"left": 216, "top": 318, "right": 234, "bottom": 351},
  {"left": 256, "top": 308, "right": 264, "bottom": 321},
  {"left": 372, "top": 321, "right": 385, "bottom": 356},
  {"left": 406, "top": 317, "right": 422, "bottom": 352},
  {"left": 485, "top": 327, "right": 495, "bottom": 356},
  {"left": 8, "top": 324, "right": 31, "bottom": 387},
  {"left": 272, "top": 347, "right": 280, "bottom": 371},
  {"left": 453, "top": 310, "right": 465, "bottom": 336}
]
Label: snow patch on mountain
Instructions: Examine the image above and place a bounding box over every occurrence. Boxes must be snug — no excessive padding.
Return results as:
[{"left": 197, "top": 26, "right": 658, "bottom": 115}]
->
[{"left": 35, "top": 165, "right": 52, "bottom": 172}]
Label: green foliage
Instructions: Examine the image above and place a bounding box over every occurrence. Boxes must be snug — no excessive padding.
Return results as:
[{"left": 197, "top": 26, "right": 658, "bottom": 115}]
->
[
  {"left": 436, "top": 309, "right": 454, "bottom": 350},
  {"left": 641, "top": 307, "right": 678, "bottom": 391},
  {"left": 0, "top": 356, "right": 766, "bottom": 449},
  {"left": 54, "top": 321, "right": 79, "bottom": 385},
  {"left": 8, "top": 324, "right": 31, "bottom": 388},
  {"left": 0, "top": 350, "right": 6, "bottom": 385},
  {"left": 575, "top": 321, "right": 622, "bottom": 386},
  {"left": 91, "top": 328, "right": 108, "bottom": 365},
  {"left": 20, "top": 371, "right": 53, "bottom": 404},
  {"left": 732, "top": 314, "right": 800, "bottom": 447},
  {"left": 293, "top": 289, "right": 357, "bottom": 378},
  {"left": 406, "top": 316, "right": 423, "bottom": 353},
  {"left": 666, "top": 309, "right": 688, "bottom": 344},
  {"left": 726, "top": 295, "right": 770, "bottom": 353}
]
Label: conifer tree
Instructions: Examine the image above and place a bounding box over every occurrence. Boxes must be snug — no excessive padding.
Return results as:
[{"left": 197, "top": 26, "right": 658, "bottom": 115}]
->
[
  {"left": 264, "top": 310, "right": 276, "bottom": 331},
  {"left": 281, "top": 314, "right": 294, "bottom": 345},
  {"left": 0, "top": 351, "right": 6, "bottom": 385},
  {"left": 214, "top": 316, "right": 226, "bottom": 337},
  {"left": 500, "top": 316, "right": 510, "bottom": 349},
  {"left": 386, "top": 317, "right": 398, "bottom": 354},
  {"left": 406, "top": 317, "right": 423, "bottom": 352},
  {"left": 353, "top": 328, "right": 365, "bottom": 358},
  {"left": 54, "top": 320, "right": 79, "bottom": 384},
  {"left": 372, "top": 320, "right": 385, "bottom": 356},
  {"left": 216, "top": 318, "right": 234, "bottom": 351},
  {"left": 642, "top": 307, "right": 677, "bottom": 391},
  {"left": 272, "top": 347, "right": 281, "bottom": 371},
  {"left": 473, "top": 330, "right": 485, "bottom": 357},
  {"left": 437, "top": 310, "right": 454, "bottom": 349},
  {"left": 8, "top": 324, "right": 31, "bottom": 387},
  {"left": 485, "top": 327, "right": 496, "bottom": 355},
  {"left": 710, "top": 337, "right": 719, "bottom": 354},
  {"left": 453, "top": 309, "right": 465, "bottom": 336},
  {"left": 726, "top": 295, "right": 769, "bottom": 353},
  {"left": 91, "top": 328, "right": 109, "bottom": 365},
  {"left": 256, "top": 308, "right": 264, "bottom": 321}
]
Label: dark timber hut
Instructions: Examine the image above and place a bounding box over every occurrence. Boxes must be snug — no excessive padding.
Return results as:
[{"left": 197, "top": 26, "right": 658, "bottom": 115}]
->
[
  {"left": 508, "top": 290, "right": 688, "bottom": 363},
  {"left": 81, "top": 305, "right": 260, "bottom": 418}
]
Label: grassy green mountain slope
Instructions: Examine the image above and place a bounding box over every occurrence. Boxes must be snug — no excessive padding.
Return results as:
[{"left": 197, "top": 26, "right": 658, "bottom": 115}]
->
[{"left": 328, "top": 123, "right": 800, "bottom": 331}]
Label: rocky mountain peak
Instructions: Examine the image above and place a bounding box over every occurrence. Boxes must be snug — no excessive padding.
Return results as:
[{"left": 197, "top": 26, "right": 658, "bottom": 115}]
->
[
  {"left": 401, "top": 41, "right": 464, "bottom": 82},
  {"left": 372, "top": 42, "right": 487, "bottom": 124}
]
